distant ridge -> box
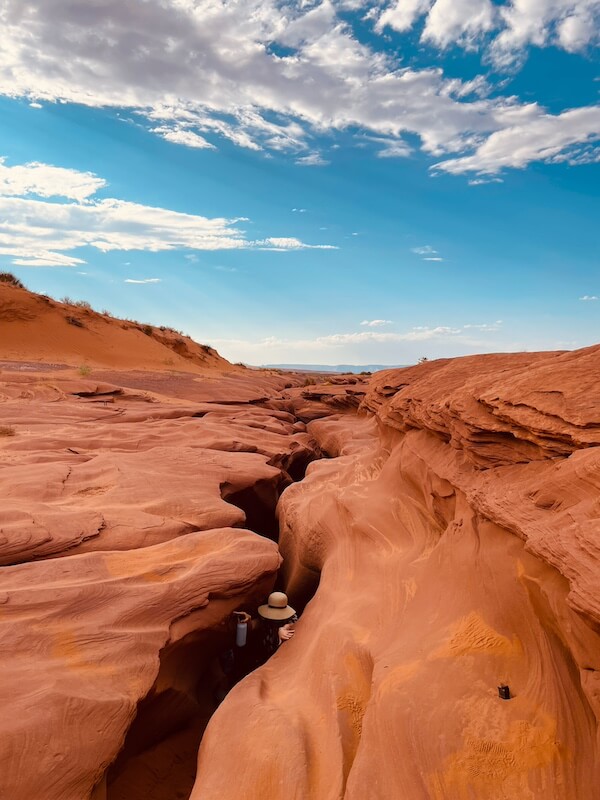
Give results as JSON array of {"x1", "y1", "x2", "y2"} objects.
[
  {"x1": 0, "y1": 277, "x2": 231, "y2": 372},
  {"x1": 261, "y1": 363, "x2": 409, "y2": 373}
]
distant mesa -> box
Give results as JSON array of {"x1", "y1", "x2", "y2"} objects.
[{"x1": 261, "y1": 363, "x2": 409, "y2": 373}]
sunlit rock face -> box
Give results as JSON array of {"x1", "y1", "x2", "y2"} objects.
[
  {"x1": 192, "y1": 347, "x2": 600, "y2": 800},
  {"x1": 0, "y1": 352, "x2": 325, "y2": 800}
]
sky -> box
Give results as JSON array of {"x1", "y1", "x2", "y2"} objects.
[{"x1": 0, "y1": 0, "x2": 598, "y2": 366}]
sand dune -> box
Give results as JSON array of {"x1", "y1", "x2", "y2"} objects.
[{"x1": 0, "y1": 280, "x2": 229, "y2": 371}]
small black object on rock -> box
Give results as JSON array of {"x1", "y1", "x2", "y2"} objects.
[{"x1": 498, "y1": 684, "x2": 511, "y2": 700}]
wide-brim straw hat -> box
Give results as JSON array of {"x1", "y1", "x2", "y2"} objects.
[{"x1": 258, "y1": 591, "x2": 296, "y2": 621}]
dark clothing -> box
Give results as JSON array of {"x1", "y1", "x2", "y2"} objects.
[
  {"x1": 258, "y1": 614, "x2": 298, "y2": 660},
  {"x1": 218, "y1": 613, "x2": 298, "y2": 696}
]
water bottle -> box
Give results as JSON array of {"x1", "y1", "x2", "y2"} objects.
[{"x1": 236, "y1": 619, "x2": 248, "y2": 647}]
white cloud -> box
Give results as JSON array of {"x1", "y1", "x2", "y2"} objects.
[
  {"x1": 151, "y1": 126, "x2": 215, "y2": 149},
  {"x1": 422, "y1": 0, "x2": 495, "y2": 48},
  {"x1": 412, "y1": 245, "x2": 438, "y2": 255},
  {"x1": 207, "y1": 320, "x2": 505, "y2": 362},
  {"x1": 377, "y1": 0, "x2": 600, "y2": 61},
  {"x1": 412, "y1": 245, "x2": 444, "y2": 261},
  {"x1": 580, "y1": 295, "x2": 599, "y2": 300},
  {"x1": 0, "y1": 157, "x2": 106, "y2": 201},
  {"x1": 435, "y1": 105, "x2": 600, "y2": 175},
  {"x1": 375, "y1": 139, "x2": 413, "y2": 158},
  {"x1": 0, "y1": 157, "x2": 336, "y2": 266},
  {"x1": 493, "y1": 0, "x2": 600, "y2": 62},
  {"x1": 462, "y1": 320, "x2": 503, "y2": 330},
  {"x1": 0, "y1": 1, "x2": 596, "y2": 176},
  {"x1": 468, "y1": 176, "x2": 504, "y2": 185},
  {"x1": 257, "y1": 236, "x2": 337, "y2": 250},
  {"x1": 360, "y1": 319, "x2": 394, "y2": 326},
  {"x1": 376, "y1": 0, "x2": 433, "y2": 33},
  {"x1": 124, "y1": 278, "x2": 162, "y2": 284},
  {"x1": 295, "y1": 153, "x2": 330, "y2": 166}
]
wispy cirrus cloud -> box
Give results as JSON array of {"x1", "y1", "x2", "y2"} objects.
[
  {"x1": 151, "y1": 126, "x2": 215, "y2": 150},
  {"x1": 579, "y1": 294, "x2": 599, "y2": 300},
  {"x1": 360, "y1": 319, "x2": 394, "y2": 327},
  {"x1": 0, "y1": 157, "x2": 335, "y2": 267},
  {"x1": 412, "y1": 245, "x2": 444, "y2": 261},
  {"x1": 212, "y1": 320, "x2": 503, "y2": 350},
  {"x1": 124, "y1": 278, "x2": 162, "y2": 284}
]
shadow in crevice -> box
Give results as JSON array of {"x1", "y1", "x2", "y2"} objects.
[
  {"x1": 223, "y1": 478, "x2": 281, "y2": 540},
  {"x1": 105, "y1": 626, "x2": 228, "y2": 800}
]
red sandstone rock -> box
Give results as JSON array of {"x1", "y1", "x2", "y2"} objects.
[
  {"x1": 0, "y1": 527, "x2": 280, "y2": 800},
  {"x1": 4, "y1": 285, "x2": 600, "y2": 800},
  {"x1": 192, "y1": 348, "x2": 600, "y2": 800}
]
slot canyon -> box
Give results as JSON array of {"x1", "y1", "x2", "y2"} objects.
[{"x1": 1, "y1": 282, "x2": 599, "y2": 800}]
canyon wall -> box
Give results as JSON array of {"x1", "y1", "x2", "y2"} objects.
[
  {"x1": 192, "y1": 347, "x2": 600, "y2": 800},
  {"x1": 0, "y1": 364, "x2": 325, "y2": 800}
]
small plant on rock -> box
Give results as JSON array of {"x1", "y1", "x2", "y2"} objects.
[
  {"x1": 0, "y1": 272, "x2": 26, "y2": 289},
  {"x1": 78, "y1": 364, "x2": 91, "y2": 377}
]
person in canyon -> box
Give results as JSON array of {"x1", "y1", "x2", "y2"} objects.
[
  {"x1": 236, "y1": 591, "x2": 298, "y2": 661},
  {"x1": 216, "y1": 592, "x2": 297, "y2": 697}
]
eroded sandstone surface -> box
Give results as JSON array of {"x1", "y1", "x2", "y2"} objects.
[
  {"x1": 0, "y1": 359, "x2": 348, "y2": 800},
  {"x1": 2, "y1": 283, "x2": 599, "y2": 800},
  {"x1": 192, "y1": 347, "x2": 600, "y2": 800}
]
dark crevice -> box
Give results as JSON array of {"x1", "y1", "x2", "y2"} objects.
[
  {"x1": 221, "y1": 477, "x2": 283, "y2": 540},
  {"x1": 100, "y1": 436, "x2": 325, "y2": 800},
  {"x1": 105, "y1": 617, "x2": 234, "y2": 800}
]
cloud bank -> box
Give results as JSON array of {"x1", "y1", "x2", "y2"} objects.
[
  {"x1": 0, "y1": 0, "x2": 598, "y2": 176},
  {"x1": 0, "y1": 157, "x2": 334, "y2": 267}
]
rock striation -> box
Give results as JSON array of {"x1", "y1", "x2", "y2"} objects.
[
  {"x1": 3, "y1": 285, "x2": 600, "y2": 800},
  {"x1": 192, "y1": 347, "x2": 600, "y2": 800},
  {"x1": 0, "y1": 358, "x2": 325, "y2": 800}
]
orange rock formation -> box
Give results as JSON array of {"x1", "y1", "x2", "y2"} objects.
[
  {"x1": 192, "y1": 348, "x2": 600, "y2": 800},
  {"x1": 2, "y1": 281, "x2": 599, "y2": 800}
]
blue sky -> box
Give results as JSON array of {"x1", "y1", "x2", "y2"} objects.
[{"x1": 0, "y1": 0, "x2": 598, "y2": 365}]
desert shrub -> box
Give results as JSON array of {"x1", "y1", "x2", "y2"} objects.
[
  {"x1": 234, "y1": 361, "x2": 247, "y2": 368},
  {"x1": 78, "y1": 364, "x2": 91, "y2": 377},
  {"x1": 65, "y1": 315, "x2": 85, "y2": 328},
  {"x1": 142, "y1": 325, "x2": 153, "y2": 336},
  {"x1": 61, "y1": 296, "x2": 74, "y2": 305},
  {"x1": 303, "y1": 377, "x2": 317, "y2": 386},
  {"x1": 74, "y1": 300, "x2": 92, "y2": 310},
  {"x1": 0, "y1": 272, "x2": 26, "y2": 289},
  {"x1": 0, "y1": 425, "x2": 16, "y2": 436},
  {"x1": 101, "y1": 309, "x2": 111, "y2": 316}
]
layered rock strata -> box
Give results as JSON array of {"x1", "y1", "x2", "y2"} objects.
[
  {"x1": 192, "y1": 347, "x2": 600, "y2": 800},
  {"x1": 0, "y1": 364, "x2": 325, "y2": 800}
]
